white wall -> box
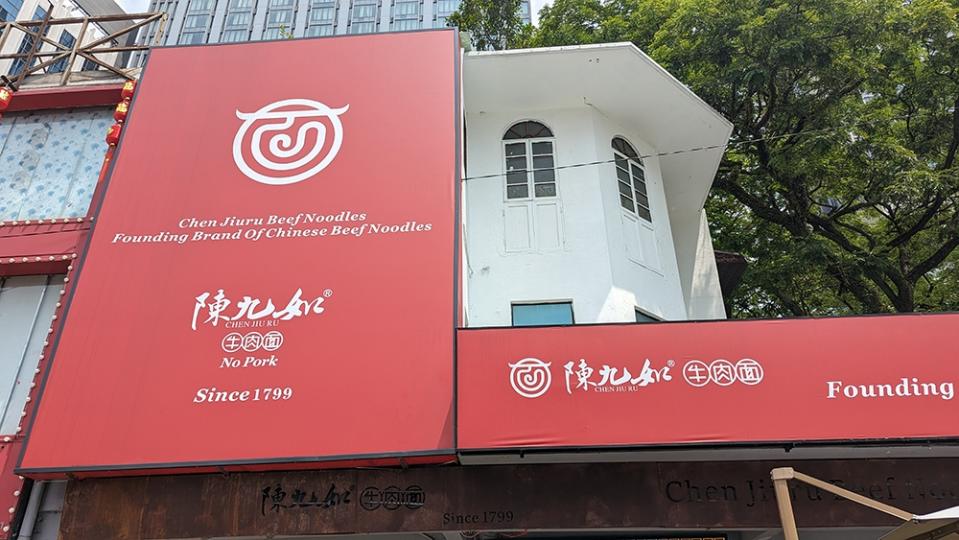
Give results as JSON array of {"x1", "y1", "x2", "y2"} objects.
[
  {"x1": 681, "y1": 210, "x2": 727, "y2": 319},
  {"x1": 464, "y1": 105, "x2": 692, "y2": 327},
  {"x1": 465, "y1": 107, "x2": 612, "y2": 327},
  {"x1": 588, "y1": 109, "x2": 688, "y2": 321}
]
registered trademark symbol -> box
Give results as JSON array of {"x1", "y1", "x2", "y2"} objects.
[
  {"x1": 324, "y1": 289, "x2": 334, "y2": 298},
  {"x1": 667, "y1": 360, "x2": 676, "y2": 368}
]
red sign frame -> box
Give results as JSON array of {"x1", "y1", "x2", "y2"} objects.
[
  {"x1": 19, "y1": 30, "x2": 461, "y2": 478},
  {"x1": 458, "y1": 314, "x2": 959, "y2": 451}
]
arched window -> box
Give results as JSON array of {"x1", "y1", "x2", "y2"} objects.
[
  {"x1": 612, "y1": 137, "x2": 650, "y2": 221},
  {"x1": 503, "y1": 121, "x2": 556, "y2": 200}
]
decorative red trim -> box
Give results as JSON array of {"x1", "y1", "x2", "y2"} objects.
[
  {"x1": 5, "y1": 84, "x2": 124, "y2": 112},
  {"x1": 0, "y1": 220, "x2": 88, "y2": 238},
  {"x1": 23, "y1": 453, "x2": 458, "y2": 480},
  {"x1": 0, "y1": 228, "x2": 87, "y2": 277},
  {"x1": 87, "y1": 146, "x2": 116, "y2": 212},
  {"x1": 0, "y1": 440, "x2": 24, "y2": 538},
  {"x1": 0, "y1": 259, "x2": 74, "y2": 278}
]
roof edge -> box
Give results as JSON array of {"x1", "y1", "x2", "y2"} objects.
[{"x1": 466, "y1": 42, "x2": 733, "y2": 130}]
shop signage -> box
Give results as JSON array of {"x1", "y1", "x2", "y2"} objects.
[
  {"x1": 19, "y1": 30, "x2": 460, "y2": 477},
  {"x1": 55, "y1": 460, "x2": 959, "y2": 540},
  {"x1": 458, "y1": 314, "x2": 959, "y2": 450}
]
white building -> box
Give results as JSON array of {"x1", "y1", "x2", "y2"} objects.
[{"x1": 463, "y1": 43, "x2": 733, "y2": 327}]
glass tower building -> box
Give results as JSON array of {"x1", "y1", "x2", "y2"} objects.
[{"x1": 138, "y1": 0, "x2": 532, "y2": 48}]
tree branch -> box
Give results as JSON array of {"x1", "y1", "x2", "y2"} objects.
[
  {"x1": 822, "y1": 257, "x2": 886, "y2": 313},
  {"x1": 907, "y1": 234, "x2": 959, "y2": 283},
  {"x1": 834, "y1": 220, "x2": 877, "y2": 250},
  {"x1": 807, "y1": 214, "x2": 911, "y2": 310},
  {"x1": 886, "y1": 193, "x2": 944, "y2": 249},
  {"x1": 943, "y1": 95, "x2": 959, "y2": 170},
  {"x1": 772, "y1": 288, "x2": 808, "y2": 316},
  {"x1": 713, "y1": 175, "x2": 806, "y2": 235}
]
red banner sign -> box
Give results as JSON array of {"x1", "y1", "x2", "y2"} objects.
[
  {"x1": 20, "y1": 31, "x2": 460, "y2": 477},
  {"x1": 457, "y1": 315, "x2": 959, "y2": 450}
]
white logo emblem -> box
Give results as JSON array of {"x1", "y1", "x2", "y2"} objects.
[
  {"x1": 221, "y1": 332, "x2": 243, "y2": 353},
  {"x1": 682, "y1": 360, "x2": 711, "y2": 387},
  {"x1": 233, "y1": 98, "x2": 349, "y2": 186},
  {"x1": 682, "y1": 358, "x2": 764, "y2": 387},
  {"x1": 241, "y1": 332, "x2": 264, "y2": 352},
  {"x1": 509, "y1": 358, "x2": 552, "y2": 399},
  {"x1": 221, "y1": 330, "x2": 285, "y2": 353},
  {"x1": 709, "y1": 359, "x2": 737, "y2": 386},
  {"x1": 735, "y1": 358, "x2": 764, "y2": 385},
  {"x1": 262, "y1": 331, "x2": 284, "y2": 352}
]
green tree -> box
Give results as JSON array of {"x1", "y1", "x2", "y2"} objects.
[
  {"x1": 530, "y1": 0, "x2": 676, "y2": 47},
  {"x1": 448, "y1": 0, "x2": 528, "y2": 50},
  {"x1": 530, "y1": 0, "x2": 959, "y2": 316}
]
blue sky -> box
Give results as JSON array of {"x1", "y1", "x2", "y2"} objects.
[
  {"x1": 531, "y1": 0, "x2": 552, "y2": 22},
  {"x1": 116, "y1": 0, "x2": 147, "y2": 12}
]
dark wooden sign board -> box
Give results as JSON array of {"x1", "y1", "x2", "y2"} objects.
[{"x1": 58, "y1": 460, "x2": 959, "y2": 539}]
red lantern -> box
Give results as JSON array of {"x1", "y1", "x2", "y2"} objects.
[
  {"x1": 0, "y1": 87, "x2": 12, "y2": 113},
  {"x1": 113, "y1": 100, "x2": 129, "y2": 123},
  {"x1": 121, "y1": 80, "x2": 136, "y2": 100},
  {"x1": 106, "y1": 123, "x2": 122, "y2": 146}
]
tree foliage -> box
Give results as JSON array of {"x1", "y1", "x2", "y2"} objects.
[
  {"x1": 448, "y1": 0, "x2": 528, "y2": 50},
  {"x1": 462, "y1": 0, "x2": 959, "y2": 317}
]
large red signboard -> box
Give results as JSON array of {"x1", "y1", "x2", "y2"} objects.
[
  {"x1": 19, "y1": 31, "x2": 459, "y2": 477},
  {"x1": 458, "y1": 315, "x2": 959, "y2": 450}
]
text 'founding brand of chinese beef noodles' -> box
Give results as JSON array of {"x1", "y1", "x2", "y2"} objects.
[{"x1": 110, "y1": 211, "x2": 434, "y2": 245}]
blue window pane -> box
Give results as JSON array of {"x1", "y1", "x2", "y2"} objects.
[
  {"x1": 221, "y1": 29, "x2": 249, "y2": 41},
  {"x1": 392, "y1": 18, "x2": 419, "y2": 30},
  {"x1": 434, "y1": 0, "x2": 459, "y2": 16},
  {"x1": 305, "y1": 24, "x2": 333, "y2": 36},
  {"x1": 0, "y1": 0, "x2": 25, "y2": 21},
  {"x1": 179, "y1": 30, "x2": 206, "y2": 44},
  {"x1": 350, "y1": 21, "x2": 374, "y2": 33},
  {"x1": 49, "y1": 31, "x2": 76, "y2": 73},
  {"x1": 8, "y1": 7, "x2": 48, "y2": 76},
  {"x1": 512, "y1": 303, "x2": 573, "y2": 327},
  {"x1": 310, "y1": 5, "x2": 334, "y2": 21},
  {"x1": 635, "y1": 310, "x2": 658, "y2": 323}
]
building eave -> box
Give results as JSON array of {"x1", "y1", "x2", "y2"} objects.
[{"x1": 463, "y1": 43, "x2": 733, "y2": 220}]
